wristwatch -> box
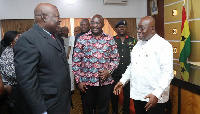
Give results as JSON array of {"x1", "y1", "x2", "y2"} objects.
[{"x1": 108, "y1": 70, "x2": 113, "y2": 74}]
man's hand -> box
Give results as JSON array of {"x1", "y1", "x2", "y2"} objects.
[
  {"x1": 113, "y1": 82, "x2": 123, "y2": 95},
  {"x1": 98, "y1": 70, "x2": 110, "y2": 81},
  {"x1": 144, "y1": 93, "x2": 158, "y2": 111},
  {"x1": 78, "y1": 82, "x2": 88, "y2": 93}
]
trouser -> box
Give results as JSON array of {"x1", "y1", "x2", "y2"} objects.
[
  {"x1": 68, "y1": 63, "x2": 74, "y2": 91},
  {"x1": 80, "y1": 85, "x2": 113, "y2": 114},
  {"x1": 111, "y1": 77, "x2": 130, "y2": 114},
  {"x1": 0, "y1": 84, "x2": 31, "y2": 114},
  {"x1": 133, "y1": 100, "x2": 166, "y2": 114}
]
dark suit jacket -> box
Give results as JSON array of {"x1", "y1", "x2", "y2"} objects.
[{"x1": 14, "y1": 24, "x2": 71, "y2": 114}]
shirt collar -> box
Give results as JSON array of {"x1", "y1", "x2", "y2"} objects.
[
  {"x1": 35, "y1": 23, "x2": 53, "y2": 36},
  {"x1": 86, "y1": 30, "x2": 107, "y2": 37}
]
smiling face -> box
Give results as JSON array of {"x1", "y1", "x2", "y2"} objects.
[
  {"x1": 34, "y1": 3, "x2": 61, "y2": 34},
  {"x1": 44, "y1": 7, "x2": 61, "y2": 34},
  {"x1": 90, "y1": 14, "x2": 104, "y2": 37},
  {"x1": 137, "y1": 16, "x2": 156, "y2": 41}
]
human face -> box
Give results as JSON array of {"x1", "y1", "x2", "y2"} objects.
[
  {"x1": 45, "y1": 8, "x2": 61, "y2": 34},
  {"x1": 80, "y1": 20, "x2": 90, "y2": 33},
  {"x1": 62, "y1": 27, "x2": 69, "y2": 36},
  {"x1": 117, "y1": 25, "x2": 127, "y2": 36},
  {"x1": 74, "y1": 27, "x2": 81, "y2": 36},
  {"x1": 12, "y1": 34, "x2": 20, "y2": 46},
  {"x1": 55, "y1": 26, "x2": 62, "y2": 37},
  {"x1": 137, "y1": 20, "x2": 153, "y2": 41},
  {"x1": 90, "y1": 16, "x2": 104, "y2": 36}
]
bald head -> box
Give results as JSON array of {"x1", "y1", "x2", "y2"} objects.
[
  {"x1": 34, "y1": 3, "x2": 60, "y2": 34},
  {"x1": 74, "y1": 26, "x2": 81, "y2": 36},
  {"x1": 90, "y1": 14, "x2": 104, "y2": 37},
  {"x1": 91, "y1": 14, "x2": 104, "y2": 26},
  {"x1": 140, "y1": 16, "x2": 155, "y2": 28},
  {"x1": 137, "y1": 16, "x2": 156, "y2": 41}
]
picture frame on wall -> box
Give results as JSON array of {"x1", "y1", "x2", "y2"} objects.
[{"x1": 150, "y1": 0, "x2": 158, "y2": 16}]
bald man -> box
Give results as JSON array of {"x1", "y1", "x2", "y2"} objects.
[
  {"x1": 113, "y1": 16, "x2": 174, "y2": 114},
  {"x1": 14, "y1": 3, "x2": 71, "y2": 114},
  {"x1": 72, "y1": 14, "x2": 119, "y2": 114}
]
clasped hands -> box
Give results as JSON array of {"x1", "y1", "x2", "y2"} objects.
[
  {"x1": 78, "y1": 70, "x2": 110, "y2": 93},
  {"x1": 113, "y1": 82, "x2": 158, "y2": 111}
]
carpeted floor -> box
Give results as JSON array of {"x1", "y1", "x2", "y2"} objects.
[{"x1": 70, "y1": 88, "x2": 123, "y2": 114}]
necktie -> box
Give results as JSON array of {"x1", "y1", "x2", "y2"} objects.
[{"x1": 51, "y1": 35, "x2": 56, "y2": 40}]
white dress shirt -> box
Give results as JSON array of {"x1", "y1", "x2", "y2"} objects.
[
  {"x1": 120, "y1": 34, "x2": 174, "y2": 103},
  {"x1": 68, "y1": 36, "x2": 75, "y2": 64},
  {"x1": 62, "y1": 36, "x2": 69, "y2": 55}
]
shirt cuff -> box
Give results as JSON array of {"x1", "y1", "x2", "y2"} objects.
[
  {"x1": 75, "y1": 76, "x2": 82, "y2": 83},
  {"x1": 152, "y1": 87, "x2": 163, "y2": 99},
  {"x1": 43, "y1": 111, "x2": 47, "y2": 114},
  {"x1": 119, "y1": 77, "x2": 126, "y2": 86}
]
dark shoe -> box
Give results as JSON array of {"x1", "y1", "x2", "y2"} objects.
[{"x1": 71, "y1": 90, "x2": 74, "y2": 95}]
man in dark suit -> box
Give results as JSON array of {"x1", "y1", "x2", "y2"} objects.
[{"x1": 14, "y1": 3, "x2": 71, "y2": 114}]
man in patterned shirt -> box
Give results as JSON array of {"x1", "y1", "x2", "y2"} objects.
[{"x1": 72, "y1": 14, "x2": 119, "y2": 114}]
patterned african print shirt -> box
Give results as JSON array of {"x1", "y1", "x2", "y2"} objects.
[
  {"x1": 72, "y1": 31, "x2": 119, "y2": 86},
  {"x1": 0, "y1": 46, "x2": 17, "y2": 85}
]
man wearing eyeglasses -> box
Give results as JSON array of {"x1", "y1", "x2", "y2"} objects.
[
  {"x1": 72, "y1": 14, "x2": 119, "y2": 114},
  {"x1": 113, "y1": 16, "x2": 174, "y2": 114},
  {"x1": 14, "y1": 3, "x2": 71, "y2": 114}
]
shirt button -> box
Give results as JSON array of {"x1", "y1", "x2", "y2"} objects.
[
  {"x1": 122, "y1": 63, "x2": 124, "y2": 64},
  {"x1": 122, "y1": 56, "x2": 123, "y2": 57},
  {"x1": 122, "y1": 50, "x2": 123, "y2": 51}
]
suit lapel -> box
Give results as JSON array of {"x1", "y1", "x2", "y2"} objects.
[
  {"x1": 33, "y1": 24, "x2": 62, "y2": 52},
  {"x1": 47, "y1": 36, "x2": 62, "y2": 52}
]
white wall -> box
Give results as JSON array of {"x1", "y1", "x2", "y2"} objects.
[
  {"x1": 0, "y1": 0, "x2": 147, "y2": 19},
  {"x1": 0, "y1": 21, "x2": 1, "y2": 40}
]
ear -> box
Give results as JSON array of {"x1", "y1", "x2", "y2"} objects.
[
  {"x1": 151, "y1": 26, "x2": 155, "y2": 32},
  {"x1": 41, "y1": 14, "x2": 47, "y2": 22}
]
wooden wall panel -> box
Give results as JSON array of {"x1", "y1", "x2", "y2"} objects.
[
  {"x1": 164, "y1": 0, "x2": 182, "y2": 5},
  {"x1": 164, "y1": 2, "x2": 183, "y2": 23},
  {"x1": 189, "y1": 20, "x2": 200, "y2": 41},
  {"x1": 181, "y1": 89, "x2": 200, "y2": 114},
  {"x1": 165, "y1": 23, "x2": 182, "y2": 40},
  {"x1": 188, "y1": 0, "x2": 200, "y2": 19},
  {"x1": 170, "y1": 84, "x2": 178, "y2": 114},
  {"x1": 173, "y1": 62, "x2": 181, "y2": 80},
  {"x1": 169, "y1": 41, "x2": 180, "y2": 59},
  {"x1": 189, "y1": 42, "x2": 200, "y2": 62}
]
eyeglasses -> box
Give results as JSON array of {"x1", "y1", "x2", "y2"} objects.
[
  {"x1": 90, "y1": 21, "x2": 101, "y2": 26},
  {"x1": 136, "y1": 26, "x2": 150, "y2": 31}
]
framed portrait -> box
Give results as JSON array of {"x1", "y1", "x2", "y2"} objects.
[{"x1": 150, "y1": 0, "x2": 158, "y2": 16}]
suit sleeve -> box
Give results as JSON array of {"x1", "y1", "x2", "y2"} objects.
[{"x1": 14, "y1": 35, "x2": 46, "y2": 113}]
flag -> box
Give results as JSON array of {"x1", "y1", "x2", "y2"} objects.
[{"x1": 179, "y1": 4, "x2": 191, "y2": 81}]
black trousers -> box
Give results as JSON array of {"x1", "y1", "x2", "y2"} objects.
[
  {"x1": 80, "y1": 85, "x2": 112, "y2": 114},
  {"x1": 111, "y1": 77, "x2": 130, "y2": 114},
  {"x1": 133, "y1": 100, "x2": 166, "y2": 114}
]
